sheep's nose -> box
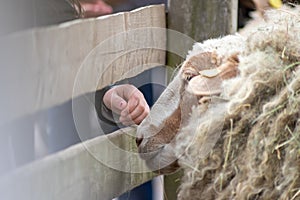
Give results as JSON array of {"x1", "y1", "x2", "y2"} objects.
[{"x1": 136, "y1": 136, "x2": 143, "y2": 147}]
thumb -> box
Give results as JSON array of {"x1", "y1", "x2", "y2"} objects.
[{"x1": 110, "y1": 92, "x2": 127, "y2": 114}]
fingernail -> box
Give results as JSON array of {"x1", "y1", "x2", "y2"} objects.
[{"x1": 119, "y1": 100, "x2": 126, "y2": 109}]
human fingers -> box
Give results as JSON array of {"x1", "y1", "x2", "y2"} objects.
[
  {"x1": 119, "y1": 89, "x2": 147, "y2": 117},
  {"x1": 108, "y1": 84, "x2": 149, "y2": 125},
  {"x1": 119, "y1": 108, "x2": 149, "y2": 125},
  {"x1": 131, "y1": 107, "x2": 150, "y2": 125},
  {"x1": 127, "y1": 99, "x2": 150, "y2": 121},
  {"x1": 127, "y1": 88, "x2": 148, "y2": 113},
  {"x1": 119, "y1": 109, "x2": 148, "y2": 125},
  {"x1": 119, "y1": 101, "x2": 149, "y2": 125},
  {"x1": 103, "y1": 88, "x2": 127, "y2": 114},
  {"x1": 114, "y1": 84, "x2": 142, "y2": 116}
]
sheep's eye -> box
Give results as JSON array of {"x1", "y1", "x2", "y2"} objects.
[
  {"x1": 186, "y1": 75, "x2": 193, "y2": 81},
  {"x1": 184, "y1": 73, "x2": 197, "y2": 81},
  {"x1": 183, "y1": 69, "x2": 198, "y2": 81}
]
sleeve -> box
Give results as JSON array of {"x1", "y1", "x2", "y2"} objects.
[{"x1": 94, "y1": 85, "x2": 120, "y2": 126}]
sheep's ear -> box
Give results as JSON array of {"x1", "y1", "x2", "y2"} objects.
[
  {"x1": 187, "y1": 54, "x2": 239, "y2": 96},
  {"x1": 187, "y1": 75, "x2": 222, "y2": 96}
]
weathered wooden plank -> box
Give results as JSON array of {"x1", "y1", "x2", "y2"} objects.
[
  {"x1": 165, "y1": 1, "x2": 238, "y2": 199},
  {"x1": 0, "y1": 127, "x2": 155, "y2": 200},
  {"x1": 167, "y1": 0, "x2": 238, "y2": 66},
  {"x1": 168, "y1": 0, "x2": 237, "y2": 41},
  {"x1": 0, "y1": 5, "x2": 166, "y2": 126}
]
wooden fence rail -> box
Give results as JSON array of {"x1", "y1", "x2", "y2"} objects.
[
  {"x1": 0, "y1": 127, "x2": 156, "y2": 200},
  {"x1": 0, "y1": 5, "x2": 166, "y2": 126},
  {"x1": 0, "y1": 5, "x2": 165, "y2": 200}
]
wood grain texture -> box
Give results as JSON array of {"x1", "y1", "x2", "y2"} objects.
[
  {"x1": 166, "y1": 0, "x2": 238, "y2": 67},
  {"x1": 0, "y1": 5, "x2": 166, "y2": 126},
  {"x1": 0, "y1": 127, "x2": 156, "y2": 200},
  {"x1": 168, "y1": 0, "x2": 238, "y2": 41}
]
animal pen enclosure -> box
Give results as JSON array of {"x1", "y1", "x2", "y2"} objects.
[{"x1": 0, "y1": 1, "x2": 238, "y2": 199}]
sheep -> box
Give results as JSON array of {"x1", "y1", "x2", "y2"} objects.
[{"x1": 136, "y1": 5, "x2": 300, "y2": 199}]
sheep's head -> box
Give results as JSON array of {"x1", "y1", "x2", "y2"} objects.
[{"x1": 136, "y1": 52, "x2": 239, "y2": 174}]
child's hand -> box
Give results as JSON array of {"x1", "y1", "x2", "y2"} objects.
[{"x1": 103, "y1": 84, "x2": 150, "y2": 125}]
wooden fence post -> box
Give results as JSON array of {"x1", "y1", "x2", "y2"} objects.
[
  {"x1": 168, "y1": 0, "x2": 238, "y2": 41},
  {"x1": 167, "y1": 0, "x2": 238, "y2": 67},
  {"x1": 165, "y1": 0, "x2": 238, "y2": 199}
]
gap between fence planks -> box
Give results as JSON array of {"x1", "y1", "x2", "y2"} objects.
[
  {"x1": 0, "y1": 127, "x2": 156, "y2": 200},
  {"x1": 0, "y1": 5, "x2": 166, "y2": 126}
]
